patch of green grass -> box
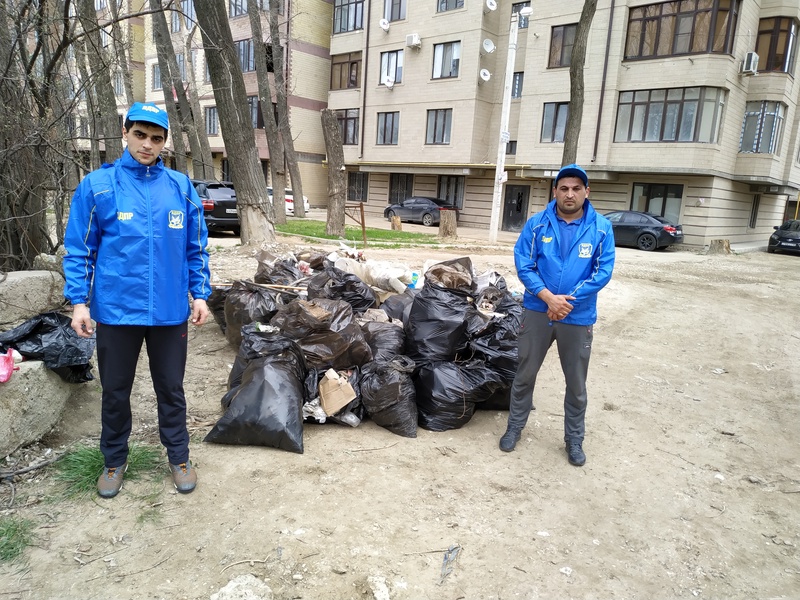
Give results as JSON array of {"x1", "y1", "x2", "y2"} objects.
[
  {"x1": 136, "y1": 507, "x2": 164, "y2": 526},
  {"x1": 276, "y1": 219, "x2": 440, "y2": 245},
  {"x1": 53, "y1": 444, "x2": 162, "y2": 499},
  {"x1": 0, "y1": 516, "x2": 34, "y2": 562}
]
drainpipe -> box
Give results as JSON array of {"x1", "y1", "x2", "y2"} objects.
[
  {"x1": 358, "y1": 1, "x2": 371, "y2": 159},
  {"x1": 592, "y1": 0, "x2": 615, "y2": 163}
]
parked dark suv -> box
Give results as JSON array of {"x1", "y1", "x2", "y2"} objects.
[{"x1": 192, "y1": 180, "x2": 238, "y2": 234}]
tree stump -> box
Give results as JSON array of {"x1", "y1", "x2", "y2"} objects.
[
  {"x1": 708, "y1": 239, "x2": 731, "y2": 254},
  {"x1": 391, "y1": 215, "x2": 402, "y2": 231},
  {"x1": 439, "y1": 209, "x2": 457, "y2": 239}
]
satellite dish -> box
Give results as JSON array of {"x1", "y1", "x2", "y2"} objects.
[
  {"x1": 484, "y1": 0, "x2": 497, "y2": 12},
  {"x1": 479, "y1": 69, "x2": 491, "y2": 82},
  {"x1": 482, "y1": 39, "x2": 496, "y2": 54},
  {"x1": 379, "y1": 18, "x2": 390, "y2": 32},
  {"x1": 383, "y1": 76, "x2": 395, "y2": 89}
]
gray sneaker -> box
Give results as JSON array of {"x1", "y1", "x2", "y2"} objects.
[
  {"x1": 499, "y1": 427, "x2": 522, "y2": 452},
  {"x1": 169, "y1": 461, "x2": 197, "y2": 494},
  {"x1": 97, "y1": 463, "x2": 128, "y2": 498}
]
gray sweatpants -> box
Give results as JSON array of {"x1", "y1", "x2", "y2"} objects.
[{"x1": 507, "y1": 309, "x2": 593, "y2": 442}]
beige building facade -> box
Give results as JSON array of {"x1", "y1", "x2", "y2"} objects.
[{"x1": 329, "y1": 0, "x2": 800, "y2": 248}]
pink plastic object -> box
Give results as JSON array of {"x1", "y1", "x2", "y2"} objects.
[{"x1": 0, "y1": 348, "x2": 20, "y2": 383}]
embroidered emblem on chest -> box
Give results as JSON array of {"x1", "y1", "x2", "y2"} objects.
[
  {"x1": 168, "y1": 210, "x2": 184, "y2": 229},
  {"x1": 578, "y1": 243, "x2": 593, "y2": 258}
]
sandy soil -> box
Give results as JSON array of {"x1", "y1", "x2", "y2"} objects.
[{"x1": 1, "y1": 233, "x2": 799, "y2": 600}]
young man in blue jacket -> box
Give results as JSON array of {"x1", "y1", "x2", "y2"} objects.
[
  {"x1": 63, "y1": 102, "x2": 212, "y2": 497},
  {"x1": 499, "y1": 164, "x2": 615, "y2": 466}
]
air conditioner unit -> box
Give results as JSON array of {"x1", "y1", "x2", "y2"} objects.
[
  {"x1": 740, "y1": 51, "x2": 759, "y2": 75},
  {"x1": 406, "y1": 33, "x2": 421, "y2": 49}
]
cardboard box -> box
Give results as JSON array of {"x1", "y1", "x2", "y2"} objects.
[{"x1": 319, "y1": 368, "x2": 356, "y2": 416}]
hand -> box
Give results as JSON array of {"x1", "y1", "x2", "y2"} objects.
[
  {"x1": 71, "y1": 304, "x2": 94, "y2": 338},
  {"x1": 191, "y1": 299, "x2": 210, "y2": 326},
  {"x1": 545, "y1": 294, "x2": 575, "y2": 321}
]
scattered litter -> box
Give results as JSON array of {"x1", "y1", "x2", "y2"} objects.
[
  {"x1": 559, "y1": 566, "x2": 573, "y2": 576},
  {"x1": 711, "y1": 367, "x2": 727, "y2": 375},
  {"x1": 439, "y1": 544, "x2": 462, "y2": 584},
  {"x1": 537, "y1": 531, "x2": 550, "y2": 537},
  {"x1": 715, "y1": 473, "x2": 725, "y2": 481}
]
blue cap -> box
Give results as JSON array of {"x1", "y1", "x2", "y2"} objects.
[
  {"x1": 125, "y1": 102, "x2": 169, "y2": 131},
  {"x1": 556, "y1": 163, "x2": 588, "y2": 187}
]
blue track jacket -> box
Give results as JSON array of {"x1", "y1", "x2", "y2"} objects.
[
  {"x1": 63, "y1": 150, "x2": 211, "y2": 326},
  {"x1": 514, "y1": 199, "x2": 615, "y2": 326}
]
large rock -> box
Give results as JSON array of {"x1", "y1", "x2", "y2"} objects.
[
  {"x1": 0, "y1": 270, "x2": 67, "y2": 330},
  {"x1": 0, "y1": 360, "x2": 76, "y2": 457}
]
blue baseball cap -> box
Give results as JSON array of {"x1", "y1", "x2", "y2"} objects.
[
  {"x1": 125, "y1": 102, "x2": 169, "y2": 131},
  {"x1": 556, "y1": 163, "x2": 588, "y2": 187}
]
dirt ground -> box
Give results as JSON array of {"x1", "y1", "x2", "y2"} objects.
[{"x1": 1, "y1": 232, "x2": 799, "y2": 600}]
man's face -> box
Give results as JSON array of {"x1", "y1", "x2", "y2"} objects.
[
  {"x1": 122, "y1": 122, "x2": 167, "y2": 166},
  {"x1": 554, "y1": 176, "x2": 589, "y2": 220}
]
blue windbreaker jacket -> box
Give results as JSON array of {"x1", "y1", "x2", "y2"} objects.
[
  {"x1": 514, "y1": 199, "x2": 615, "y2": 326},
  {"x1": 63, "y1": 150, "x2": 211, "y2": 326}
]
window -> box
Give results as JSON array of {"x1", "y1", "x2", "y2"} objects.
[
  {"x1": 248, "y1": 96, "x2": 264, "y2": 129},
  {"x1": 756, "y1": 17, "x2": 798, "y2": 74},
  {"x1": 614, "y1": 87, "x2": 725, "y2": 144},
  {"x1": 438, "y1": 175, "x2": 464, "y2": 208},
  {"x1": 541, "y1": 102, "x2": 569, "y2": 143},
  {"x1": 171, "y1": 9, "x2": 181, "y2": 32},
  {"x1": 183, "y1": 0, "x2": 196, "y2": 28},
  {"x1": 549, "y1": 24, "x2": 577, "y2": 67},
  {"x1": 438, "y1": 0, "x2": 463, "y2": 12},
  {"x1": 512, "y1": 72, "x2": 524, "y2": 98},
  {"x1": 205, "y1": 106, "x2": 218, "y2": 135},
  {"x1": 175, "y1": 52, "x2": 187, "y2": 81},
  {"x1": 114, "y1": 71, "x2": 124, "y2": 96},
  {"x1": 229, "y1": 0, "x2": 247, "y2": 17},
  {"x1": 152, "y1": 64, "x2": 162, "y2": 90},
  {"x1": 739, "y1": 101, "x2": 785, "y2": 154},
  {"x1": 335, "y1": 109, "x2": 359, "y2": 145},
  {"x1": 348, "y1": 172, "x2": 369, "y2": 202},
  {"x1": 384, "y1": 0, "x2": 405, "y2": 22},
  {"x1": 380, "y1": 50, "x2": 403, "y2": 85},
  {"x1": 625, "y1": 0, "x2": 739, "y2": 60},
  {"x1": 426, "y1": 108, "x2": 452, "y2": 144},
  {"x1": 433, "y1": 42, "x2": 461, "y2": 79},
  {"x1": 334, "y1": 0, "x2": 364, "y2": 34},
  {"x1": 94, "y1": 0, "x2": 107, "y2": 9},
  {"x1": 512, "y1": 2, "x2": 531, "y2": 29},
  {"x1": 631, "y1": 183, "x2": 683, "y2": 224},
  {"x1": 331, "y1": 52, "x2": 361, "y2": 90},
  {"x1": 749, "y1": 194, "x2": 760, "y2": 229},
  {"x1": 506, "y1": 140, "x2": 518, "y2": 155},
  {"x1": 235, "y1": 39, "x2": 255, "y2": 72},
  {"x1": 100, "y1": 27, "x2": 111, "y2": 48},
  {"x1": 377, "y1": 112, "x2": 399, "y2": 145},
  {"x1": 389, "y1": 173, "x2": 413, "y2": 204}
]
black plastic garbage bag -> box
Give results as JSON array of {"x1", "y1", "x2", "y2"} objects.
[
  {"x1": 224, "y1": 280, "x2": 283, "y2": 349},
  {"x1": 207, "y1": 286, "x2": 231, "y2": 334},
  {"x1": 361, "y1": 321, "x2": 405, "y2": 361},
  {"x1": 254, "y1": 254, "x2": 304, "y2": 286},
  {"x1": 380, "y1": 288, "x2": 418, "y2": 324},
  {"x1": 359, "y1": 356, "x2": 417, "y2": 438},
  {"x1": 414, "y1": 360, "x2": 506, "y2": 431},
  {"x1": 205, "y1": 331, "x2": 306, "y2": 453},
  {"x1": 405, "y1": 284, "x2": 480, "y2": 363},
  {"x1": 0, "y1": 311, "x2": 94, "y2": 383},
  {"x1": 304, "y1": 366, "x2": 365, "y2": 427},
  {"x1": 423, "y1": 256, "x2": 475, "y2": 294},
  {"x1": 306, "y1": 265, "x2": 378, "y2": 313},
  {"x1": 270, "y1": 298, "x2": 372, "y2": 370},
  {"x1": 468, "y1": 294, "x2": 523, "y2": 384}
]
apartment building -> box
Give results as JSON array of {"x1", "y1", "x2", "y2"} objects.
[
  {"x1": 329, "y1": 0, "x2": 800, "y2": 248},
  {"x1": 140, "y1": 0, "x2": 332, "y2": 207}
]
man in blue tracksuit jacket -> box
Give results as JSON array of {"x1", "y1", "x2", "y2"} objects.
[
  {"x1": 499, "y1": 164, "x2": 615, "y2": 466},
  {"x1": 63, "y1": 102, "x2": 212, "y2": 497}
]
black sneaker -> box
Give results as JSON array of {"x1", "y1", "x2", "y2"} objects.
[
  {"x1": 499, "y1": 427, "x2": 522, "y2": 452},
  {"x1": 566, "y1": 441, "x2": 586, "y2": 466}
]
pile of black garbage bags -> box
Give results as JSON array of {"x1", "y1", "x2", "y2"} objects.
[{"x1": 204, "y1": 253, "x2": 522, "y2": 453}]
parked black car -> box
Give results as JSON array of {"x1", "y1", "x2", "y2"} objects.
[
  {"x1": 383, "y1": 196, "x2": 456, "y2": 227},
  {"x1": 604, "y1": 210, "x2": 684, "y2": 251},
  {"x1": 192, "y1": 180, "x2": 239, "y2": 234},
  {"x1": 767, "y1": 219, "x2": 800, "y2": 254}
]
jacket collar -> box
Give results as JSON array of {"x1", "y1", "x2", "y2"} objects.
[{"x1": 119, "y1": 148, "x2": 164, "y2": 179}]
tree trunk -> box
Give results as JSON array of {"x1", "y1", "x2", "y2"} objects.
[
  {"x1": 439, "y1": 210, "x2": 457, "y2": 239},
  {"x1": 109, "y1": 0, "x2": 135, "y2": 106},
  {"x1": 562, "y1": 0, "x2": 597, "y2": 166},
  {"x1": 249, "y1": 3, "x2": 285, "y2": 225},
  {"x1": 269, "y1": 0, "x2": 304, "y2": 217},
  {"x1": 185, "y1": 27, "x2": 215, "y2": 180},
  {"x1": 320, "y1": 109, "x2": 346, "y2": 237},
  {"x1": 76, "y1": 0, "x2": 123, "y2": 163},
  {"x1": 193, "y1": 0, "x2": 275, "y2": 245},
  {"x1": 76, "y1": 40, "x2": 102, "y2": 171}
]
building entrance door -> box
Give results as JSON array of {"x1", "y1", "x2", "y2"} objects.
[{"x1": 502, "y1": 185, "x2": 529, "y2": 232}]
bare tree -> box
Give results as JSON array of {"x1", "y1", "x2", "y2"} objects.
[
  {"x1": 193, "y1": 0, "x2": 275, "y2": 245},
  {"x1": 562, "y1": 0, "x2": 597, "y2": 166},
  {"x1": 184, "y1": 26, "x2": 214, "y2": 180},
  {"x1": 320, "y1": 109, "x2": 346, "y2": 237},
  {"x1": 108, "y1": 0, "x2": 135, "y2": 105}
]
